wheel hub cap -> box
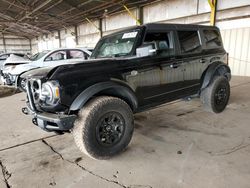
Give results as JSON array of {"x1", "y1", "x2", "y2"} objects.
[
  {"x1": 96, "y1": 112, "x2": 125, "y2": 147},
  {"x1": 215, "y1": 87, "x2": 227, "y2": 105}
]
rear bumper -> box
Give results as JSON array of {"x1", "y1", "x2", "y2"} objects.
[{"x1": 23, "y1": 105, "x2": 76, "y2": 132}]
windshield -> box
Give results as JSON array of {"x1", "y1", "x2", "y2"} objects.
[
  {"x1": 91, "y1": 29, "x2": 140, "y2": 59},
  {"x1": 30, "y1": 50, "x2": 50, "y2": 61}
]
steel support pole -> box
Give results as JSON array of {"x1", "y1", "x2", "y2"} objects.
[{"x1": 208, "y1": 0, "x2": 217, "y2": 26}]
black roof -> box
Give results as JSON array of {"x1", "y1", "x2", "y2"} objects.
[
  {"x1": 144, "y1": 23, "x2": 218, "y2": 31},
  {"x1": 104, "y1": 22, "x2": 218, "y2": 38}
]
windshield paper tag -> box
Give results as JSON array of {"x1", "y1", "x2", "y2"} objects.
[{"x1": 122, "y1": 32, "x2": 138, "y2": 39}]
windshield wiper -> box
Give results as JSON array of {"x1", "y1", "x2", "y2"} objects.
[
  {"x1": 95, "y1": 53, "x2": 128, "y2": 59},
  {"x1": 113, "y1": 53, "x2": 128, "y2": 57}
]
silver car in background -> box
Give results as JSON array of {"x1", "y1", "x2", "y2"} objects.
[{"x1": 1, "y1": 48, "x2": 92, "y2": 91}]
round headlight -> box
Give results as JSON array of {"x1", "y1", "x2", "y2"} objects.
[{"x1": 40, "y1": 81, "x2": 60, "y2": 105}]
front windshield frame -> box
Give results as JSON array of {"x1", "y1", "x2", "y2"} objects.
[
  {"x1": 91, "y1": 28, "x2": 143, "y2": 59},
  {"x1": 30, "y1": 50, "x2": 50, "y2": 61}
]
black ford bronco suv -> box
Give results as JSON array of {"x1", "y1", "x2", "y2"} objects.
[{"x1": 22, "y1": 23, "x2": 231, "y2": 159}]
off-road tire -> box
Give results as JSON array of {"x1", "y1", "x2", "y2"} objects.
[
  {"x1": 201, "y1": 76, "x2": 230, "y2": 113},
  {"x1": 73, "y1": 96, "x2": 134, "y2": 160}
]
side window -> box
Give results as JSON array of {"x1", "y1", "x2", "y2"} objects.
[
  {"x1": 144, "y1": 32, "x2": 175, "y2": 57},
  {"x1": 45, "y1": 50, "x2": 66, "y2": 61},
  {"x1": 69, "y1": 50, "x2": 87, "y2": 59},
  {"x1": 177, "y1": 30, "x2": 201, "y2": 54},
  {"x1": 203, "y1": 30, "x2": 222, "y2": 48}
]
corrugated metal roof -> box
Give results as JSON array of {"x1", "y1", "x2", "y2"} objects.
[{"x1": 0, "y1": 0, "x2": 160, "y2": 38}]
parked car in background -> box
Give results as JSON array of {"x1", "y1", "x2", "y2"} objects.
[
  {"x1": 0, "y1": 53, "x2": 28, "y2": 70},
  {"x1": 22, "y1": 23, "x2": 231, "y2": 159},
  {"x1": 2, "y1": 53, "x2": 31, "y2": 67},
  {"x1": 0, "y1": 48, "x2": 92, "y2": 91}
]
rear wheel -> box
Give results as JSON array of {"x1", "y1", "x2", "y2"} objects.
[
  {"x1": 201, "y1": 76, "x2": 230, "y2": 113},
  {"x1": 73, "y1": 96, "x2": 134, "y2": 160}
]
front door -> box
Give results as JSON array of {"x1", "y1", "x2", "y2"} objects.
[
  {"x1": 43, "y1": 50, "x2": 68, "y2": 67},
  {"x1": 124, "y1": 31, "x2": 185, "y2": 108}
]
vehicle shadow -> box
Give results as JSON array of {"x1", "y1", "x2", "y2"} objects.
[{"x1": 0, "y1": 85, "x2": 19, "y2": 98}]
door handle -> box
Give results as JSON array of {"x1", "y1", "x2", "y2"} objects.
[
  {"x1": 170, "y1": 62, "x2": 182, "y2": 68},
  {"x1": 199, "y1": 59, "x2": 206, "y2": 64}
]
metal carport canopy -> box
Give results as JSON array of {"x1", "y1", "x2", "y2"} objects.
[{"x1": 0, "y1": 0, "x2": 159, "y2": 38}]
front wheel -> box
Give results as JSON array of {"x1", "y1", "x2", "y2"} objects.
[
  {"x1": 73, "y1": 96, "x2": 134, "y2": 160},
  {"x1": 201, "y1": 76, "x2": 230, "y2": 113},
  {"x1": 17, "y1": 77, "x2": 27, "y2": 92}
]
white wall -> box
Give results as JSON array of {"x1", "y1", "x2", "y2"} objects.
[
  {"x1": 143, "y1": 0, "x2": 198, "y2": 23},
  {"x1": 60, "y1": 26, "x2": 76, "y2": 48},
  {"x1": 31, "y1": 31, "x2": 59, "y2": 54},
  {"x1": 77, "y1": 20, "x2": 100, "y2": 48},
  {"x1": 0, "y1": 37, "x2": 4, "y2": 54},
  {"x1": 221, "y1": 25, "x2": 250, "y2": 76},
  {"x1": 102, "y1": 8, "x2": 137, "y2": 35},
  {"x1": 0, "y1": 35, "x2": 31, "y2": 54}
]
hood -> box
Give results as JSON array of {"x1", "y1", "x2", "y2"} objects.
[
  {"x1": 20, "y1": 66, "x2": 56, "y2": 79},
  {"x1": 49, "y1": 57, "x2": 131, "y2": 80},
  {"x1": 4, "y1": 54, "x2": 31, "y2": 66},
  {"x1": 19, "y1": 59, "x2": 107, "y2": 80},
  {"x1": 2, "y1": 63, "x2": 38, "y2": 75},
  {"x1": 20, "y1": 57, "x2": 136, "y2": 80}
]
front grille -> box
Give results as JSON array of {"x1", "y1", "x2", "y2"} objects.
[
  {"x1": 26, "y1": 79, "x2": 42, "y2": 112},
  {"x1": 30, "y1": 79, "x2": 41, "y2": 103}
]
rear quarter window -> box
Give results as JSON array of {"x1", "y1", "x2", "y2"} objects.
[
  {"x1": 177, "y1": 30, "x2": 202, "y2": 54},
  {"x1": 203, "y1": 30, "x2": 222, "y2": 48}
]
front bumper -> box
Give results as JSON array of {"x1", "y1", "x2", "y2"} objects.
[
  {"x1": 23, "y1": 105, "x2": 76, "y2": 132},
  {"x1": 23, "y1": 80, "x2": 76, "y2": 132},
  {"x1": 0, "y1": 72, "x2": 16, "y2": 86}
]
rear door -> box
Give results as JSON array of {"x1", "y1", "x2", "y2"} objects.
[
  {"x1": 66, "y1": 49, "x2": 90, "y2": 64},
  {"x1": 175, "y1": 29, "x2": 206, "y2": 95}
]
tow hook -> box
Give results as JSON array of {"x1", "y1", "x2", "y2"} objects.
[
  {"x1": 32, "y1": 118, "x2": 38, "y2": 125},
  {"x1": 22, "y1": 107, "x2": 29, "y2": 115}
]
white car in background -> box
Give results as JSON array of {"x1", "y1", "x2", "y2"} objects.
[
  {"x1": 1, "y1": 48, "x2": 92, "y2": 91},
  {"x1": 0, "y1": 53, "x2": 29, "y2": 70}
]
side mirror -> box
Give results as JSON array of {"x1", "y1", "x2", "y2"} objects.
[{"x1": 136, "y1": 43, "x2": 157, "y2": 57}]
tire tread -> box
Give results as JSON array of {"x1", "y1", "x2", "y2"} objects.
[{"x1": 73, "y1": 96, "x2": 133, "y2": 159}]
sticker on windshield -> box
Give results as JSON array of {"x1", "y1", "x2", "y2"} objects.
[{"x1": 122, "y1": 31, "x2": 138, "y2": 39}]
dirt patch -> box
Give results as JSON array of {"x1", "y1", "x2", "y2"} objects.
[{"x1": 0, "y1": 85, "x2": 18, "y2": 98}]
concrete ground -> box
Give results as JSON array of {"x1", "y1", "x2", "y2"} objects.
[{"x1": 0, "y1": 76, "x2": 250, "y2": 188}]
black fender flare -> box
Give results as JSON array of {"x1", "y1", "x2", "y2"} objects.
[
  {"x1": 201, "y1": 61, "x2": 231, "y2": 90},
  {"x1": 69, "y1": 81, "x2": 138, "y2": 112},
  {"x1": 15, "y1": 70, "x2": 30, "y2": 88}
]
